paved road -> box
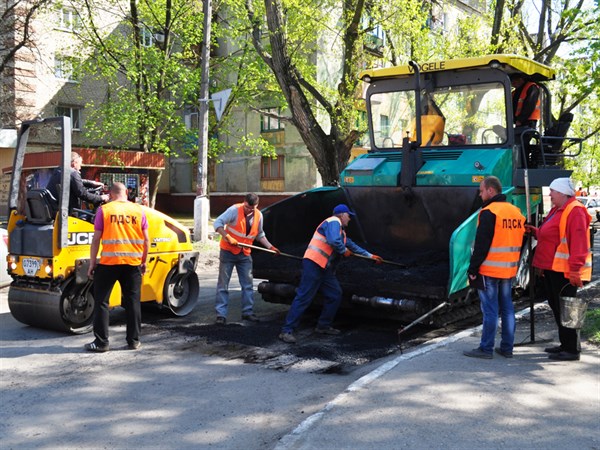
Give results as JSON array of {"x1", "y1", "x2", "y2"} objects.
[
  {"x1": 1, "y1": 234, "x2": 599, "y2": 449},
  {"x1": 0, "y1": 265, "x2": 388, "y2": 449}
]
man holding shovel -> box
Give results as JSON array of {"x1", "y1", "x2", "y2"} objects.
[
  {"x1": 278, "y1": 204, "x2": 382, "y2": 343},
  {"x1": 214, "y1": 193, "x2": 279, "y2": 325}
]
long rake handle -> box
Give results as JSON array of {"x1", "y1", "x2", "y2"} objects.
[{"x1": 238, "y1": 243, "x2": 303, "y2": 260}]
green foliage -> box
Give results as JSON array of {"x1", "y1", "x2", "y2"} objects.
[
  {"x1": 488, "y1": 1, "x2": 600, "y2": 189},
  {"x1": 582, "y1": 308, "x2": 600, "y2": 345}
]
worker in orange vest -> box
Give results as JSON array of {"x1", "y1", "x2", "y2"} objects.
[
  {"x1": 526, "y1": 177, "x2": 592, "y2": 361},
  {"x1": 511, "y1": 74, "x2": 540, "y2": 129},
  {"x1": 464, "y1": 176, "x2": 525, "y2": 359},
  {"x1": 510, "y1": 73, "x2": 542, "y2": 167},
  {"x1": 278, "y1": 204, "x2": 383, "y2": 343},
  {"x1": 86, "y1": 182, "x2": 149, "y2": 352},
  {"x1": 214, "y1": 193, "x2": 279, "y2": 325}
]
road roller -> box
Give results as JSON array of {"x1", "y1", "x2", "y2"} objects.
[{"x1": 6, "y1": 117, "x2": 200, "y2": 333}]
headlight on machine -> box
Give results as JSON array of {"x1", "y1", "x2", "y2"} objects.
[
  {"x1": 8, "y1": 255, "x2": 18, "y2": 271},
  {"x1": 44, "y1": 259, "x2": 53, "y2": 275}
]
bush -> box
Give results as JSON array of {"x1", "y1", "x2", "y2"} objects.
[{"x1": 582, "y1": 308, "x2": 600, "y2": 345}]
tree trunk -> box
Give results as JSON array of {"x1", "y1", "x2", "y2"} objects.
[
  {"x1": 490, "y1": 0, "x2": 505, "y2": 48},
  {"x1": 247, "y1": 0, "x2": 363, "y2": 185},
  {"x1": 148, "y1": 169, "x2": 161, "y2": 209}
]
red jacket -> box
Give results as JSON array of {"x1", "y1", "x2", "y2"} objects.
[{"x1": 532, "y1": 197, "x2": 591, "y2": 274}]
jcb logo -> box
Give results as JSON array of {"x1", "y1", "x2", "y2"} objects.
[{"x1": 68, "y1": 232, "x2": 95, "y2": 246}]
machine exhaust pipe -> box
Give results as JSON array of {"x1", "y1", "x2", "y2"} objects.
[
  {"x1": 351, "y1": 294, "x2": 419, "y2": 312},
  {"x1": 258, "y1": 282, "x2": 297, "y2": 303}
]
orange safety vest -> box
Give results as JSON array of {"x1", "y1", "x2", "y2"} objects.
[
  {"x1": 99, "y1": 201, "x2": 146, "y2": 266},
  {"x1": 514, "y1": 81, "x2": 541, "y2": 121},
  {"x1": 551, "y1": 200, "x2": 592, "y2": 281},
  {"x1": 219, "y1": 204, "x2": 261, "y2": 256},
  {"x1": 478, "y1": 202, "x2": 525, "y2": 279},
  {"x1": 304, "y1": 216, "x2": 346, "y2": 269}
]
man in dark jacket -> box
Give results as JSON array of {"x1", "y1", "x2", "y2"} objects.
[
  {"x1": 464, "y1": 176, "x2": 525, "y2": 359},
  {"x1": 47, "y1": 151, "x2": 108, "y2": 213}
]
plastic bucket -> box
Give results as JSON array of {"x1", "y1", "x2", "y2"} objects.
[{"x1": 559, "y1": 295, "x2": 589, "y2": 329}]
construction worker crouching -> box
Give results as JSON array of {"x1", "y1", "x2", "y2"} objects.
[{"x1": 278, "y1": 204, "x2": 382, "y2": 343}]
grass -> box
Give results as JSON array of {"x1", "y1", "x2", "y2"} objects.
[
  {"x1": 169, "y1": 214, "x2": 214, "y2": 228},
  {"x1": 582, "y1": 308, "x2": 600, "y2": 345}
]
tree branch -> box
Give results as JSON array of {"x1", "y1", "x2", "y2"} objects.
[{"x1": 245, "y1": 0, "x2": 274, "y2": 71}]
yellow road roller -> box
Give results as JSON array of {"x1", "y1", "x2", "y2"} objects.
[{"x1": 6, "y1": 117, "x2": 200, "y2": 333}]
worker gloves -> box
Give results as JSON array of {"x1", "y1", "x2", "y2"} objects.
[
  {"x1": 270, "y1": 246, "x2": 281, "y2": 255},
  {"x1": 371, "y1": 254, "x2": 383, "y2": 264},
  {"x1": 343, "y1": 249, "x2": 353, "y2": 257},
  {"x1": 225, "y1": 235, "x2": 239, "y2": 246}
]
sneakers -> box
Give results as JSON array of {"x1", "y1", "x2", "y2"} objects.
[
  {"x1": 548, "y1": 351, "x2": 580, "y2": 361},
  {"x1": 84, "y1": 341, "x2": 109, "y2": 353},
  {"x1": 278, "y1": 332, "x2": 297, "y2": 343},
  {"x1": 544, "y1": 345, "x2": 563, "y2": 354},
  {"x1": 463, "y1": 347, "x2": 493, "y2": 359},
  {"x1": 494, "y1": 347, "x2": 513, "y2": 358},
  {"x1": 128, "y1": 341, "x2": 142, "y2": 350},
  {"x1": 314, "y1": 326, "x2": 341, "y2": 335},
  {"x1": 215, "y1": 316, "x2": 227, "y2": 325},
  {"x1": 242, "y1": 314, "x2": 260, "y2": 322}
]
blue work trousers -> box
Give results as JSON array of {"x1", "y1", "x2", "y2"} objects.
[
  {"x1": 215, "y1": 249, "x2": 254, "y2": 318},
  {"x1": 282, "y1": 259, "x2": 343, "y2": 333},
  {"x1": 478, "y1": 276, "x2": 515, "y2": 354}
]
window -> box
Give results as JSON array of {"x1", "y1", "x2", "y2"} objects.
[
  {"x1": 362, "y1": 15, "x2": 385, "y2": 54},
  {"x1": 54, "y1": 55, "x2": 78, "y2": 82},
  {"x1": 184, "y1": 107, "x2": 199, "y2": 129},
  {"x1": 58, "y1": 9, "x2": 81, "y2": 32},
  {"x1": 261, "y1": 156, "x2": 284, "y2": 179},
  {"x1": 261, "y1": 107, "x2": 285, "y2": 132},
  {"x1": 141, "y1": 28, "x2": 155, "y2": 47},
  {"x1": 380, "y1": 115, "x2": 390, "y2": 137},
  {"x1": 56, "y1": 106, "x2": 82, "y2": 131}
]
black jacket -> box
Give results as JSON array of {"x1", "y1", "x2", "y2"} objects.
[
  {"x1": 468, "y1": 194, "x2": 507, "y2": 276},
  {"x1": 46, "y1": 167, "x2": 104, "y2": 211}
]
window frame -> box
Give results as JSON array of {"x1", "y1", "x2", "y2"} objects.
[
  {"x1": 54, "y1": 55, "x2": 79, "y2": 83},
  {"x1": 141, "y1": 28, "x2": 155, "y2": 47},
  {"x1": 55, "y1": 106, "x2": 82, "y2": 131},
  {"x1": 260, "y1": 107, "x2": 285, "y2": 132},
  {"x1": 261, "y1": 155, "x2": 285, "y2": 180},
  {"x1": 57, "y1": 9, "x2": 81, "y2": 32}
]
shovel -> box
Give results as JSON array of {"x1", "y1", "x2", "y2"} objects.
[
  {"x1": 238, "y1": 243, "x2": 303, "y2": 260},
  {"x1": 350, "y1": 253, "x2": 408, "y2": 268}
]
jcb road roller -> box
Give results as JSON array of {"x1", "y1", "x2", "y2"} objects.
[
  {"x1": 6, "y1": 117, "x2": 199, "y2": 333},
  {"x1": 253, "y1": 54, "x2": 586, "y2": 326}
]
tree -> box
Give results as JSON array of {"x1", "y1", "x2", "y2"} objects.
[
  {"x1": 71, "y1": 0, "x2": 278, "y2": 205},
  {"x1": 70, "y1": 0, "x2": 206, "y2": 206},
  {"x1": 240, "y1": 0, "x2": 491, "y2": 185},
  {"x1": 489, "y1": 0, "x2": 600, "y2": 187},
  {"x1": 242, "y1": 0, "x2": 443, "y2": 186},
  {"x1": 0, "y1": 0, "x2": 53, "y2": 126},
  {"x1": 0, "y1": 0, "x2": 53, "y2": 75}
]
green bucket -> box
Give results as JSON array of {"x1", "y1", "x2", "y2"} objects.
[{"x1": 559, "y1": 294, "x2": 589, "y2": 329}]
